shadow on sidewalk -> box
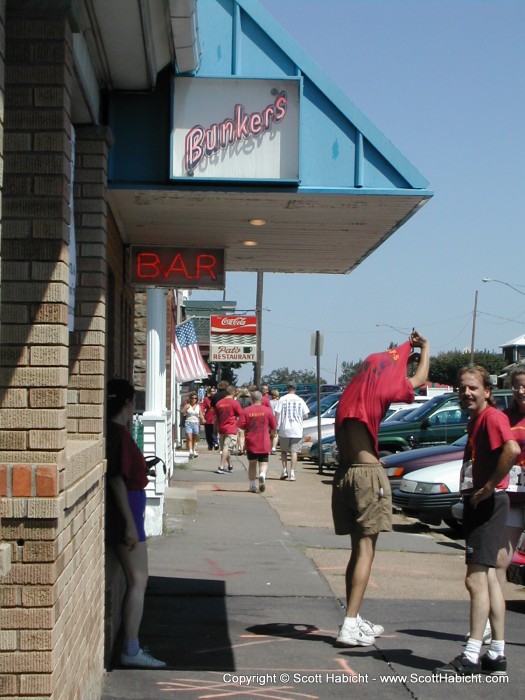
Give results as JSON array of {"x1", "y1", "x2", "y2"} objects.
[
  {"x1": 139, "y1": 576, "x2": 235, "y2": 671},
  {"x1": 246, "y1": 621, "x2": 334, "y2": 646}
]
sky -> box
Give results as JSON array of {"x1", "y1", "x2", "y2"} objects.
[{"x1": 191, "y1": 0, "x2": 525, "y2": 384}]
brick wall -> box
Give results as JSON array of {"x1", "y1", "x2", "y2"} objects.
[{"x1": 0, "y1": 9, "x2": 106, "y2": 698}]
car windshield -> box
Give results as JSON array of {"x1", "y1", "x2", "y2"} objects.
[
  {"x1": 308, "y1": 392, "x2": 341, "y2": 417},
  {"x1": 387, "y1": 407, "x2": 417, "y2": 422},
  {"x1": 399, "y1": 394, "x2": 454, "y2": 421}
]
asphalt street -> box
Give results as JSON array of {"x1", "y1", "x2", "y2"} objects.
[{"x1": 101, "y1": 448, "x2": 525, "y2": 699}]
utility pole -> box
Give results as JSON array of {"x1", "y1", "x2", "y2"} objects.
[
  {"x1": 254, "y1": 272, "x2": 264, "y2": 386},
  {"x1": 470, "y1": 290, "x2": 478, "y2": 365}
]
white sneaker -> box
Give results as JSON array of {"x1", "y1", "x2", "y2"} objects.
[
  {"x1": 289, "y1": 471, "x2": 296, "y2": 481},
  {"x1": 280, "y1": 470, "x2": 288, "y2": 480},
  {"x1": 249, "y1": 484, "x2": 258, "y2": 493},
  {"x1": 358, "y1": 616, "x2": 384, "y2": 637},
  {"x1": 121, "y1": 648, "x2": 166, "y2": 669},
  {"x1": 335, "y1": 624, "x2": 375, "y2": 647},
  {"x1": 258, "y1": 474, "x2": 266, "y2": 493}
]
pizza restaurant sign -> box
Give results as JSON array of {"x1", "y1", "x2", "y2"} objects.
[{"x1": 171, "y1": 77, "x2": 300, "y2": 181}]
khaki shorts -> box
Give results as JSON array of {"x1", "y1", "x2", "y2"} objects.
[
  {"x1": 331, "y1": 463, "x2": 392, "y2": 537},
  {"x1": 219, "y1": 434, "x2": 237, "y2": 450}
]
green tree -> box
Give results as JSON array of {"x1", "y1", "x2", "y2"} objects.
[
  {"x1": 338, "y1": 359, "x2": 363, "y2": 386},
  {"x1": 261, "y1": 367, "x2": 325, "y2": 385},
  {"x1": 429, "y1": 350, "x2": 506, "y2": 387},
  {"x1": 207, "y1": 361, "x2": 241, "y2": 386}
]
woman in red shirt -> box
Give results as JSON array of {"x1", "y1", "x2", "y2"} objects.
[{"x1": 106, "y1": 379, "x2": 165, "y2": 669}]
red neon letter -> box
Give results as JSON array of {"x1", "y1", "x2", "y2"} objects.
[
  {"x1": 195, "y1": 254, "x2": 217, "y2": 280},
  {"x1": 164, "y1": 253, "x2": 192, "y2": 279},
  {"x1": 136, "y1": 253, "x2": 161, "y2": 279}
]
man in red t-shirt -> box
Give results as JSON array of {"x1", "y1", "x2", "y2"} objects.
[
  {"x1": 332, "y1": 330, "x2": 430, "y2": 648},
  {"x1": 435, "y1": 366, "x2": 519, "y2": 677},
  {"x1": 260, "y1": 384, "x2": 272, "y2": 409},
  {"x1": 215, "y1": 385, "x2": 243, "y2": 474},
  {"x1": 238, "y1": 391, "x2": 277, "y2": 494}
]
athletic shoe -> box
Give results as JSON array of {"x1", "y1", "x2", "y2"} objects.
[
  {"x1": 480, "y1": 654, "x2": 507, "y2": 675},
  {"x1": 215, "y1": 466, "x2": 226, "y2": 474},
  {"x1": 434, "y1": 653, "x2": 481, "y2": 676},
  {"x1": 271, "y1": 449, "x2": 276, "y2": 454},
  {"x1": 258, "y1": 475, "x2": 266, "y2": 493},
  {"x1": 249, "y1": 484, "x2": 258, "y2": 493},
  {"x1": 280, "y1": 470, "x2": 288, "y2": 480},
  {"x1": 121, "y1": 648, "x2": 166, "y2": 669},
  {"x1": 214, "y1": 444, "x2": 219, "y2": 450},
  {"x1": 358, "y1": 616, "x2": 384, "y2": 637},
  {"x1": 289, "y1": 471, "x2": 296, "y2": 481},
  {"x1": 335, "y1": 624, "x2": 375, "y2": 647},
  {"x1": 227, "y1": 466, "x2": 234, "y2": 473}
]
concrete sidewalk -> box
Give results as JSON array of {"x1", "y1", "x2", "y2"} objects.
[{"x1": 102, "y1": 448, "x2": 525, "y2": 699}]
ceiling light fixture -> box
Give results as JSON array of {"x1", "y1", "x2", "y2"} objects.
[
  {"x1": 243, "y1": 240, "x2": 258, "y2": 247},
  {"x1": 249, "y1": 218, "x2": 267, "y2": 226}
]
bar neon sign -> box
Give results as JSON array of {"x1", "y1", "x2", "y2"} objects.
[{"x1": 130, "y1": 246, "x2": 224, "y2": 289}]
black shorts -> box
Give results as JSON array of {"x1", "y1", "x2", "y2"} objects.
[
  {"x1": 246, "y1": 451, "x2": 269, "y2": 462},
  {"x1": 463, "y1": 491, "x2": 509, "y2": 567}
]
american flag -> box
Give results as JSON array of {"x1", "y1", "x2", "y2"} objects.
[{"x1": 174, "y1": 319, "x2": 210, "y2": 383}]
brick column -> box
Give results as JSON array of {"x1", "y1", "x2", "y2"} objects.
[
  {"x1": 0, "y1": 8, "x2": 105, "y2": 698},
  {"x1": 67, "y1": 125, "x2": 113, "y2": 445}
]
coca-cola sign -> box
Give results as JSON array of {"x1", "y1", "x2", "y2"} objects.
[{"x1": 210, "y1": 315, "x2": 257, "y2": 335}]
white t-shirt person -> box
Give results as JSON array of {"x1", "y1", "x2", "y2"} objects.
[{"x1": 276, "y1": 389, "x2": 309, "y2": 437}]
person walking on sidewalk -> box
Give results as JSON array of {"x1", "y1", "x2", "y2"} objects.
[
  {"x1": 181, "y1": 392, "x2": 204, "y2": 458},
  {"x1": 215, "y1": 385, "x2": 243, "y2": 474},
  {"x1": 201, "y1": 386, "x2": 219, "y2": 451},
  {"x1": 237, "y1": 390, "x2": 277, "y2": 493},
  {"x1": 275, "y1": 381, "x2": 309, "y2": 481},
  {"x1": 106, "y1": 379, "x2": 166, "y2": 669},
  {"x1": 236, "y1": 387, "x2": 253, "y2": 455},
  {"x1": 434, "y1": 365, "x2": 519, "y2": 677},
  {"x1": 269, "y1": 389, "x2": 280, "y2": 454},
  {"x1": 260, "y1": 384, "x2": 272, "y2": 408},
  {"x1": 332, "y1": 331, "x2": 430, "y2": 647}
]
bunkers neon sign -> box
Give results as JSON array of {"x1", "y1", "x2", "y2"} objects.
[{"x1": 184, "y1": 91, "x2": 288, "y2": 175}]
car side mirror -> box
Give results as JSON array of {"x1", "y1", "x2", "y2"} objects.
[{"x1": 421, "y1": 418, "x2": 430, "y2": 429}]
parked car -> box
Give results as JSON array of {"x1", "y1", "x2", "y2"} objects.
[
  {"x1": 377, "y1": 390, "x2": 513, "y2": 455},
  {"x1": 319, "y1": 384, "x2": 341, "y2": 394},
  {"x1": 300, "y1": 403, "x2": 338, "y2": 460},
  {"x1": 392, "y1": 459, "x2": 463, "y2": 528},
  {"x1": 313, "y1": 390, "x2": 512, "y2": 468},
  {"x1": 382, "y1": 404, "x2": 418, "y2": 422},
  {"x1": 383, "y1": 434, "x2": 467, "y2": 490},
  {"x1": 308, "y1": 402, "x2": 416, "y2": 464},
  {"x1": 309, "y1": 433, "x2": 338, "y2": 467},
  {"x1": 304, "y1": 391, "x2": 341, "y2": 419}
]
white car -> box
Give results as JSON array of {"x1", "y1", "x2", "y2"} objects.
[
  {"x1": 392, "y1": 459, "x2": 462, "y2": 529},
  {"x1": 299, "y1": 403, "x2": 338, "y2": 460},
  {"x1": 382, "y1": 402, "x2": 418, "y2": 422}
]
